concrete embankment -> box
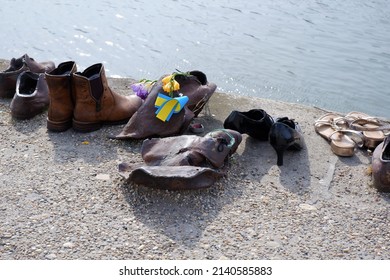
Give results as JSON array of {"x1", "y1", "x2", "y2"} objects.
[{"x1": 1, "y1": 58, "x2": 389, "y2": 260}]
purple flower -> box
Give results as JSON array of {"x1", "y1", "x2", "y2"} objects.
[{"x1": 131, "y1": 83, "x2": 149, "y2": 100}]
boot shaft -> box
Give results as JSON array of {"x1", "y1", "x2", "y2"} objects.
[
  {"x1": 45, "y1": 61, "x2": 77, "y2": 131},
  {"x1": 72, "y1": 63, "x2": 109, "y2": 120},
  {"x1": 46, "y1": 61, "x2": 77, "y2": 99}
]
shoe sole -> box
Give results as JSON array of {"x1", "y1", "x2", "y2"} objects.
[
  {"x1": 72, "y1": 118, "x2": 130, "y2": 133},
  {"x1": 47, "y1": 118, "x2": 72, "y2": 132}
]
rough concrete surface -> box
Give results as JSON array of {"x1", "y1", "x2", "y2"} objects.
[{"x1": 1, "y1": 59, "x2": 390, "y2": 260}]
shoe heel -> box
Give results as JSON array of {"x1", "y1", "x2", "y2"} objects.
[
  {"x1": 269, "y1": 120, "x2": 302, "y2": 166},
  {"x1": 72, "y1": 119, "x2": 102, "y2": 132},
  {"x1": 47, "y1": 118, "x2": 72, "y2": 132},
  {"x1": 271, "y1": 145, "x2": 286, "y2": 166}
]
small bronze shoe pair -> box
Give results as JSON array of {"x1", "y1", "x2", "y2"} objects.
[
  {"x1": 0, "y1": 54, "x2": 55, "y2": 98},
  {"x1": 372, "y1": 135, "x2": 390, "y2": 192}
]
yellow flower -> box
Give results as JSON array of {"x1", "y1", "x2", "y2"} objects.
[
  {"x1": 162, "y1": 83, "x2": 171, "y2": 93},
  {"x1": 172, "y1": 79, "x2": 180, "y2": 91},
  {"x1": 162, "y1": 79, "x2": 180, "y2": 93},
  {"x1": 162, "y1": 75, "x2": 172, "y2": 85}
]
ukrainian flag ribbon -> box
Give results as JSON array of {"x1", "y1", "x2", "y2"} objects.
[{"x1": 154, "y1": 93, "x2": 189, "y2": 122}]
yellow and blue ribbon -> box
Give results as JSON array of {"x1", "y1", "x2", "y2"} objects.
[{"x1": 154, "y1": 93, "x2": 189, "y2": 122}]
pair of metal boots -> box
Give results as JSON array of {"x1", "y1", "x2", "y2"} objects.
[{"x1": 46, "y1": 61, "x2": 141, "y2": 132}]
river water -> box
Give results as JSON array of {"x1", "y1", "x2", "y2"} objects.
[{"x1": 1, "y1": 0, "x2": 389, "y2": 117}]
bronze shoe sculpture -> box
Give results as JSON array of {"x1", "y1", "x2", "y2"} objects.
[
  {"x1": 45, "y1": 61, "x2": 77, "y2": 132},
  {"x1": 175, "y1": 70, "x2": 217, "y2": 117},
  {"x1": 72, "y1": 63, "x2": 142, "y2": 132},
  {"x1": 224, "y1": 109, "x2": 274, "y2": 140},
  {"x1": 10, "y1": 71, "x2": 49, "y2": 119},
  {"x1": 122, "y1": 166, "x2": 223, "y2": 190},
  {"x1": 119, "y1": 129, "x2": 242, "y2": 190},
  {"x1": 141, "y1": 129, "x2": 241, "y2": 168},
  {"x1": 372, "y1": 135, "x2": 390, "y2": 192},
  {"x1": 269, "y1": 117, "x2": 304, "y2": 166},
  {"x1": 0, "y1": 54, "x2": 55, "y2": 98},
  {"x1": 115, "y1": 70, "x2": 216, "y2": 140}
]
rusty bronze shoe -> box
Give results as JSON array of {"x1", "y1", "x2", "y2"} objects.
[
  {"x1": 115, "y1": 76, "x2": 193, "y2": 139},
  {"x1": 118, "y1": 129, "x2": 242, "y2": 190},
  {"x1": 10, "y1": 71, "x2": 50, "y2": 119},
  {"x1": 115, "y1": 70, "x2": 216, "y2": 140},
  {"x1": 174, "y1": 70, "x2": 217, "y2": 117},
  {"x1": 0, "y1": 54, "x2": 55, "y2": 98},
  {"x1": 372, "y1": 135, "x2": 390, "y2": 192},
  {"x1": 141, "y1": 129, "x2": 242, "y2": 169}
]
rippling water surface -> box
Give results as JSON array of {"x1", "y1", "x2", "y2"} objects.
[{"x1": 1, "y1": 0, "x2": 389, "y2": 117}]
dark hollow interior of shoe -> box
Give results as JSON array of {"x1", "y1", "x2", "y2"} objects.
[
  {"x1": 383, "y1": 143, "x2": 390, "y2": 160},
  {"x1": 189, "y1": 71, "x2": 207, "y2": 85},
  {"x1": 82, "y1": 64, "x2": 101, "y2": 79},
  {"x1": 51, "y1": 62, "x2": 74, "y2": 75},
  {"x1": 174, "y1": 71, "x2": 207, "y2": 86},
  {"x1": 277, "y1": 117, "x2": 296, "y2": 129},
  {"x1": 19, "y1": 74, "x2": 37, "y2": 95},
  {"x1": 245, "y1": 110, "x2": 265, "y2": 121}
]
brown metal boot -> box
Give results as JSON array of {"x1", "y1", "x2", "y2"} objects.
[
  {"x1": 72, "y1": 63, "x2": 142, "y2": 132},
  {"x1": 45, "y1": 61, "x2": 77, "y2": 132}
]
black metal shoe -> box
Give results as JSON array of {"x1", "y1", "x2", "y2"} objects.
[
  {"x1": 269, "y1": 117, "x2": 304, "y2": 166},
  {"x1": 223, "y1": 109, "x2": 274, "y2": 140}
]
